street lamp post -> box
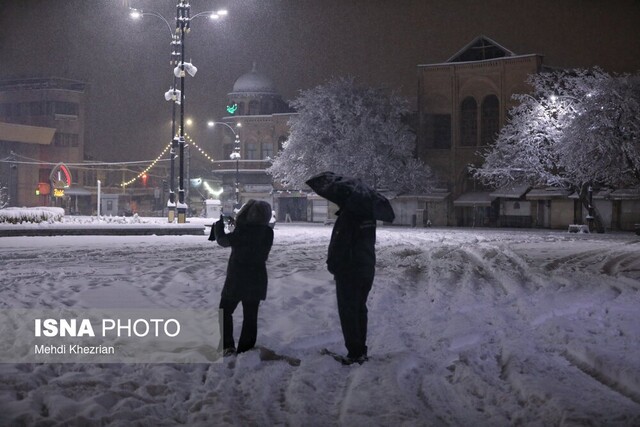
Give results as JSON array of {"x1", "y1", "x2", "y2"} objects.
[
  {"x1": 130, "y1": 4, "x2": 227, "y2": 223},
  {"x1": 174, "y1": 3, "x2": 228, "y2": 223},
  {"x1": 175, "y1": 0, "x2": 190, "y2": 224},
  {"x1": 231, "y1": 134, "x2": 241, "y2": 207},
  {"x1": 130, "y1": 8, "x2": 178, "y2": 222},
  {"x1": 209, "y1": 121, "x2": 242, "y2": 207}
]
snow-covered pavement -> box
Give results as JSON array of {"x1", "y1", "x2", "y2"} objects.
[{"x1": 1, "y1": 223, "x2": 639, "y2": 425}]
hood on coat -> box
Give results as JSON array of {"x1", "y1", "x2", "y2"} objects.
[{"x1": 235, "y1": 199, "x2": 272, "y2": 225}]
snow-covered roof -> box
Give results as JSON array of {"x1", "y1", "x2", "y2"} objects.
[
  {"x1": 489, "y1": 184, "x2": 530, "y2": 199},
  {"x1": 230, "y1": 63, "x2": 277, "y2": 95},
  {"x1": 453, "y1": 192, "x2": 495, "y2": 207},
  {"x1": 610, "y1": 188, "x2": 640, "y2": 200},
  {"x1": 526, "y1": 188, "x2": 571, "y2": 200}
]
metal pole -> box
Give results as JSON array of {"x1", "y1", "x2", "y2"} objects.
[
  {"x1": 587, "y1": 184, "x2": 594, "y2": 231},
  {"x1": 186, "y1": 143, "x2": 190, "y2": 206},
  {"x1": 97, "y1": 179, "x2": 101, "y2": 217},
  {"x1": 168, "y1": 77, "x2": 178, "y2": 222},
  {"x1": 232, "y1": 132, "x2": 241, "y2": 208},
  {"x1": 177, "y1": 0, "x2": 188, "y2": 223},
  {"x1": 235, "y1": 157, "x2": 239, "y2": 205}
]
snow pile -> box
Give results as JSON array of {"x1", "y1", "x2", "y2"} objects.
[
  {"x1": 62, "y1": 213, "x2": 148, "y2": 225},
  {"x1": 0, "y1": 214, "x2": 211, "y2": 231},
  {"x1": 0, "y1": 207, "x2": 65, "y2": 224},
  {"x1": 0, "y1": 225, "x2": 639, "y2": 425}
]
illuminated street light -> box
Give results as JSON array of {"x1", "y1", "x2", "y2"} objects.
[
  {"x1": 129, "y1": 7, "x2": 178, "y2": 222},
  {"x1": 130, "y1": 3, "x2": 228, "y2": 223},
  {"x1": 210, "y1": 121, "x2": 242, "y2": 207}
]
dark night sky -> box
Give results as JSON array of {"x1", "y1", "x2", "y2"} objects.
[{"x1": 1, "y1": 0, "x2": 639, "y2": 162}]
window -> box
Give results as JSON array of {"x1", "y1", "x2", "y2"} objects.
[
  {"x1": 18, "y1": 102, "x2": 30, "y2": 117},
  {"x1": 54, "y1": 101, "x2": 79, "y2": 115},
  {"x1": 54, "y1": 133, "x2": 68, "y2": 147},
  {"x1": 0, "y1": 103, "x2": 11, "y2": 118},
  {"x1": 424, "y1": 114, "x2": 451, "y2": 149},
  {"x1": 481, "y1": 95, "x2": 500, "y2": 145},
  {"x1": 248, "y1": 100, "x2": 260, "y2": 115},
  {"x1": 53, "y1": 133, "x2": 79, "y2": 147},
  {"x1": 460, "y1": 97, "x2": 477, "y2": 147},
  {"x1": 246, "y1": 142, "x2": 257, "y2": 160},
  {"x1": 261, "y1": 142, "x2": 273, "y2": 159},
  {"x1": 223, "y1": 143, "x2": 234, "y2": 160},
  {"x1": 261, "y1": 100, "x2": 273, "y2": 114},
  {"x1": 46, "y1": 101, "x2": 78, "y2": 116},
  {"x1": 30, "y1": 101, "x2": 44, "y2": 116}
]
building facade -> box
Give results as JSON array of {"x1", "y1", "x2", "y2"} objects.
[
  {"x1": 207, "y1": 65, "x2": 302, "y2": 220},
  {"x1": 0, "y1": 77, "x2": 88, "y2": 212},
  {"x1": 415, "y1": 36, "x2": 639, "y2": 231},
  {"x1": 416, "y1": 36, "x2": 544, "y2": 227}
]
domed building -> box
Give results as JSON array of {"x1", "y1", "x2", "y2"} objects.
[
  {"x1": 208, "y1": 65, "x2": 306, "y2": 220},
  {"x1": 225, "y1": 63, "x2": 291, "y2": 116}
]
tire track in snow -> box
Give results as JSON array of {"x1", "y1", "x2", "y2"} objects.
[{"x1": 562, "y1": 349, "x2": 640, "y2": 406}]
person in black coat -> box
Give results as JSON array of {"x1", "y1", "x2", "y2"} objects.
[
  {"x1": 327, "y1": 208, "x2": 377, "y2": 364},
  {"x1": 213, "y1": 199, "x2": 274, "y2": 355}
]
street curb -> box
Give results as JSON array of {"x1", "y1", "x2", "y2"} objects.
[{"x1": 0, "y1": 226, "x2": 206, "y2": 237}]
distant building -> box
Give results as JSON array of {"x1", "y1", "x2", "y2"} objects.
[
  {"x1": 415, "y1": 36, "x2": 639, "y2": 231},
  {"x1": 416, "y1": 36, "x2": 544, "y2": 227},
  {"x1": 0, "y1": 77, "x2": 89, "y2": 213},
  {"x1": 206, "y1": 65, "x2": 311, "y2": 221}
]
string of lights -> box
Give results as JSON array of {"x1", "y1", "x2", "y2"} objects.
[
  {"x1": 0, "y1": 153, "x2": 171, "y2": 167},
  {"x1": 121, "y1": 143, "x2": 172, "y2": 187},
  {"x1": 184, "y1": 133, "x2": 216, "y2": 164},
  {"x1": 1, "y1": 136, "x2": 218, "y2": 189},
  {"x1": 120, "y1": 133, "x2": 217, "y2": 188}
]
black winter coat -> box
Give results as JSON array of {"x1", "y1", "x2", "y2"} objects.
[
  {"x1": 327, "y1": 210, "x2": 376, "y2": 281},
  {"x1": 215, "y1": 220, "x2": 274, "y2": 301}
]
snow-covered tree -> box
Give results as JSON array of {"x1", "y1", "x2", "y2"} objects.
[
  {"x1": 267, "y1": 77, "x2": 433, "y2": 193},
  {"x1": 474, "y1": 68, "x2": 610, "y2": 189},
  {"x1": 474, "y1": 68, "x2": 640, "y2": 232},
  {"x1": 0, "y1": 183, "x2": 8, "y2": 209},
  {"x1": 560, "y1": 74, "x2": 640, "y2": 188}
]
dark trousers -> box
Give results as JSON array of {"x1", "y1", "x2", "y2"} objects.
[
  {"x1": 219, "y1": 298, "x2": 260, "y2": 353},
  {"x1": 335, "y1": 275, "x2": 374, "y2": 358}
]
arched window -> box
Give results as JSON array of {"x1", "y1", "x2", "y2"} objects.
[
  {"x1": 248, "y1": 100, "x2": 260, "y2": 115},
  {"x1": 481, "y1": 95, "x2": 500, "y2": 145},
  {"x1": 261, "y1": 141, "x2": 274, "y2": 159},
  {"x1": 460, "y1": 97, "x2": 477, "y2": 147},
  {"x1": 246, "y1": 141, "x2": 258, "y2": 159},
  {"x1": 261, "y1": 99, "x2": 273, "y2": 114},
  {"x1": 223, "y1": 143, "x2": 234, "y2": 160}
]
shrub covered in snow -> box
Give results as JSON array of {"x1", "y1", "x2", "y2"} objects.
[{"x1": 0, "y1": 207, "x2": 65, "y2": 224}]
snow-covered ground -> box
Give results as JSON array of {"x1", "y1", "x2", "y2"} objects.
[{"x1": 1, "y1": 221, "x2": 639, "y2": 426}]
